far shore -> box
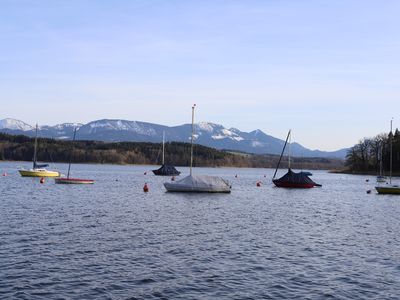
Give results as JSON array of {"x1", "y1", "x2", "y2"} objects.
[{"x1": 330, "y1": 169, "x2": 400, "y2": 177}]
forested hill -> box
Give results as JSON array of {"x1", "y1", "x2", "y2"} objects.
[
  {"x1": 344, "y1": 129, "x2": 400, "y2": 175},
  {"x1": 0, "y1": 133, "x2": 343, "y2": 170}
]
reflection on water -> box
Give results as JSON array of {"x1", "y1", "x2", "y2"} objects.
[{"x1": 1, "y1": 162, "x2": 399, "y2": 299}]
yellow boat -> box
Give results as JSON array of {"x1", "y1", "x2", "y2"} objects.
[
  {"x1": 19, "y1": 123, "x2": 60, "y2": 177},
  {"x1": 19, "y1": 169, "x2": 60, "y2": 177},
  {"x1": 375, "y1": 185, "x2": 400, "y2": 195},
  {"x1": 375, "y1": 120, "x2": 400, "y2": 195}
]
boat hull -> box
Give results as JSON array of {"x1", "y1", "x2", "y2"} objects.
[
  {"x1": 55, "y1": 178, "x2": 94, "y2": 184},
  {"x1": 164, "y1": 183, "x2": 231, "y2": 193},
  {"x1": 164, "y1": 175, "x2": 231, "y2": 193},
  {"x1": 19, "y1": 169, "x2": 60, "y2": 177},
  {"x1": 375, "y1": 186, "x2": 400, "y2": 194},
  {"x1": 273, "y1": 180, "x2": 315, "y2": 188}
]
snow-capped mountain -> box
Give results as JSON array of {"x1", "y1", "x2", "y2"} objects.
[
  {"x1": 0, "y1": 118, "x2": 348, "y2": 158},
  {"x1": 0, "y1": 118, "x2": 33, "y2": 131}
]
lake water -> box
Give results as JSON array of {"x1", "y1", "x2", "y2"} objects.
[{"x1": 1, "y1": 161, "x2": 400, "y2": 299}]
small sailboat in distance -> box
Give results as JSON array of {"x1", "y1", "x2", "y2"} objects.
[
  {"x1": 376, "y1": 143, "x2": 387, "y2": 183},
  {"x1": 18, "y1": 124, "x2": 60, "y2": 177},
  {"x1": 164, "y1": 104, "x2": 231, "y2": 193},
  {"x1": 152, "y1": 131, "x2": 181, "y2": 176},
  {"x1": 55, "y1": 127, "x2": 94, "y2": 184},
  {"x1": 375, "y1": 119, "x2": 400, "y2": 194},
  {"x1": 272, "y1": 130, "x2": 321, "y2": 188}
]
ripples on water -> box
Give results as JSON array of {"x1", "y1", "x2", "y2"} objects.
[{"x1": 1, "y1": 162, "x2": 400, "y2": 299}]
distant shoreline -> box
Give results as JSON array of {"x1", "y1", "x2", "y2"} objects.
[{"x1": 330, "y1": 169, "x2": 400, "y2": 177}]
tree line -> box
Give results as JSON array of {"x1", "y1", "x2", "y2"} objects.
[
  {"x1": 345, "y1": 129, "x2": 400, "y2": 174},
  {"x1": 0, "y1": 132, "x2": 343, "y2": 170}
]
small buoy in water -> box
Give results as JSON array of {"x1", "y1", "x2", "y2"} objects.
[
  {"x1": 143, "y1": 183, "x2": 149, "y2": 192},
  {"x1": 235, "y1": 174, "x2": 238, "y2": 178},
  {"x1": 2, "y1": 172, "x2": 7, "y2": 176},
  {"x1": 256, "y1": 181, "x2": 261, "y2": 187},
  {"x1": 40, "y1": 177, "x2": 45, "y2": 184},
  {"x1": 171, "y1": 176, "x2": 175, "y2": 181},
  {"x1": 144, "y1": 172, "x2": 147, "y2": 175},
  {"x1": 366, "y1": 190, "x2": 371, "y2": 194},
  {"x1": 366, "y1": 179, "x2": 369, "y2": 182},
  {"x1": 264, "y1": 175, "x2": 266, "y2": 178}
]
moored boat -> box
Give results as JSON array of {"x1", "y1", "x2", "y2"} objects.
[
  {"x1": 152, "y1": 131, "x2": 181, "y2": 176},
  {"x1": 55, "y1": 177, "x2": 94, "y2": 184},
  {"x1": 375, "y1": 119, "x2": 400, "y2": 195},
  {"x1": 375, "y1": 185, "x2": 400, "y2": 194},
  {"x1": 164, "y1": 104, "x2": 231, "y2": 193},
  {"x1": 19, "y1": 168, "x2": 60, "y2": 177},
  {"x1": 18, "y1": 124, "x2": 60, "y2": 177},
  {"x1": 272, "y1": 130, "x2": 321, "y2": 188},
  {"x1": 54, "y1": 127, "x2": 94, "y2": 185}
]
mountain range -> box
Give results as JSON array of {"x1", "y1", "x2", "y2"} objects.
[{"x1": 0, "y1": 118, "x2": 348, "y2": 158}]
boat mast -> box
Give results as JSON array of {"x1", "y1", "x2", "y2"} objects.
[
  {"x1": 288, "y1": 130, "x2": 292, "y2": 169},
  {"x1": 379, "y1": 143, "x2": 383, "y2": 177},
  {"x1": 273, "y1": 129, "x2": 291, "y2": 179},
  {"x1": 67, "y1": 127, "x2": 77, "y2": 179},
  {"x1": 33, "y1": 123, "x2": 38, "y2": 169},
  {"x1": 389, "y1": 119, "x2": 393, "y2": 184},
  {"x1": 162, "y1": 131, "x2": 165, "y2": 165},
  {"x1": 190, "y1": 104, "x2": 196, "y2": 176}
]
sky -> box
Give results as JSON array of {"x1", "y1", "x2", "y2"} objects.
[{"x1": 1, "y1": 0, "x2": 400, "y2": 151}]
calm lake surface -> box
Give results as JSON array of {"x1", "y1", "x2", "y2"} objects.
[{"x1": 1, "y1": 161, "x2": 400, "y2": 299}]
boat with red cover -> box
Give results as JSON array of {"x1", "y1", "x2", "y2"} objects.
[
  {"x1": 54, "y1": 127, "x2": 95, "y2": 185},
  {"x1": 273, "y1": 168, "x2": 319, "y2": 188},
  {"x1": 55, "y1": 177, "x2": 94, "y2": 184}
]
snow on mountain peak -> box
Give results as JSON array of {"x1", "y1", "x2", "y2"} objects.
[
  {"x1": 197, "y1": 122, "x2": 222, "y2": 132},
  {"x1": 53, "y1": 123, "x2": 83, "y2": 130},
  {"x1": 0, "y1": 118, "x2": 33, "y2": 131},
  {"x1": 88, "y1": 119, "x2": 157, "y2": 136}
]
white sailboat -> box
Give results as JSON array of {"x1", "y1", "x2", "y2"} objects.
[
  {"x1": 164, "y1": 104, "x2": 231, "y2": 193},
  {"x1": 376, "y1": 143, "x2": 387, "y2": 183},
  {"x1": 375, "y1": 119, "x2": 400, "y2": 194},
  {"x1": 18, "y1": 124, "x2": 60, "y2": 177}
]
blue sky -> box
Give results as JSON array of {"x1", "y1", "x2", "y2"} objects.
[{"x1": 1, "y1": 0, "x2": 399, "y2": 150}]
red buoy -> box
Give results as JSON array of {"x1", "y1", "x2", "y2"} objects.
[
  {"x1": 40, "y1": 177, "x2": 45, "y2": 184},
  {"x1": 256, "y1": 181, "x2": 261, "y2": 187},
  {"x1": 143, "y1": 183, "x2": 149, "y2": 192}
]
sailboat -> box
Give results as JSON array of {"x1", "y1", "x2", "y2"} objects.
[
  {"x1": 272, "y1": 130, "x2": 321, "y2": 188},
  {"x1": 163, "y1": 104, "x2": 231, "y2": 193},
  {"x1": 18, "y1": 124, "x2": 60, "y2": 177},
  {"x1": 152, "y1": 131, "x2": 181, "y2": 176},
  {"x1": 55, "y1": 128, "x2": 94, "y2": 184},
  {"x1": 376, "y1": 144, "x2": 387, "y2": 183},
  {"x1": 375, "y1": 120, "x2": 400, "y2": 194}
]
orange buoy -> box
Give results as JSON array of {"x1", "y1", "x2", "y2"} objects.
[
  {"x1": 40, "y1": 177, "x2": 45, "y2": 184},
  {"x1": 143, "y1": 183, "x2": 149, "y2": 192},
  {"x1": 256, "y1": 181, "x2": 261, "y2": 187}
]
